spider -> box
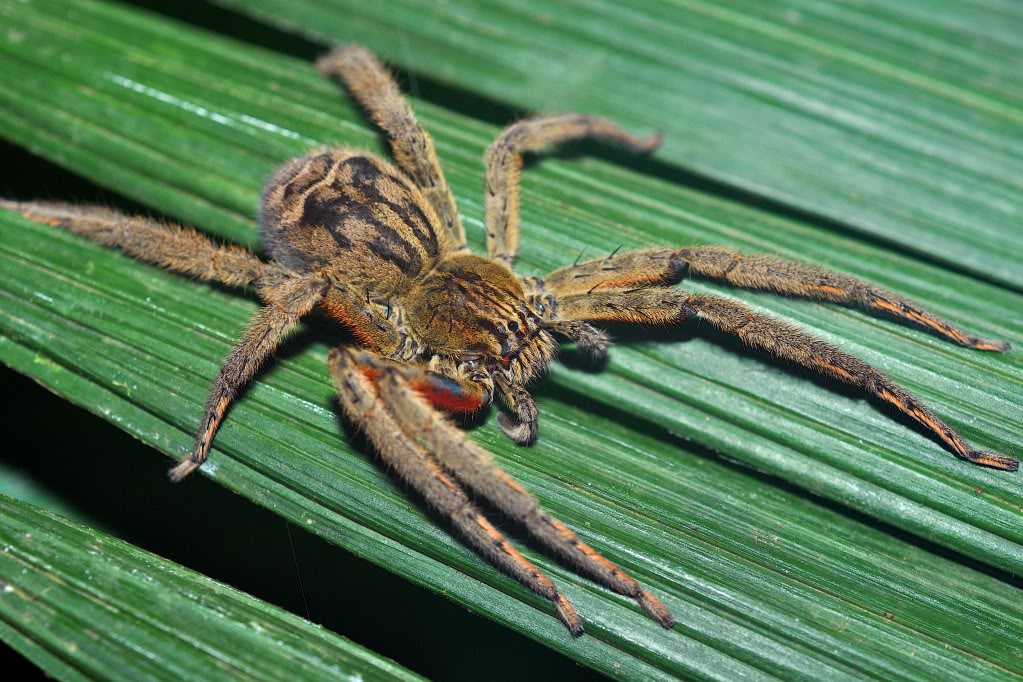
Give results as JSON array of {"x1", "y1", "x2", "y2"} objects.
[{"x1": 2, "y1": 45, "x2": 1015, "y2": 637}]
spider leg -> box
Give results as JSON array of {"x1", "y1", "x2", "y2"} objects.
[
  {"x1": 335, "y1": 348, "x2": 493, "y2": 413},
  {"x1": 555, "y1": 288, "x2": 1019, "y2": 471},
  {"x1": 375, "y1": 365, "x2": 674, "y2": 629},
  {"x1": 328, "y1": 347, "x2": 584, "y2": 636},
  {"x1": 485, "y1": 115, "x2": 660, "y2": 267},
  {"x1": 545, "y1": 246, "x2": 1009, "y2": 351},
  {"x1": 169, "y1": 271, "x2": 330, "y2": 480},
  {"x1": 0, "y1": 200, "x2": 273, "y2": 287},
  {"x1": 317, "y1": 46, "x2": 465, "y2": 250}
]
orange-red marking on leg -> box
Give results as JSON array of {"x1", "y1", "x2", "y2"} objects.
[
  {"x1": 590, "y1": 271, "x2": 673, "y2": 291},
  {"x1": 410, "y1": 377, "x2": 485, "y2": 413},
  {"x1": 868, "y1": 297, "x2": 1008, "y2": 351},
  {"x1": 972, "y1": 339, "x2": 1010, "y2": 352},
  {"x1": 815, "y1": 359, "x2": 855, "y2": 382},
  {"x1": 320, "y1": 299, "x2": 379, "y2": 348},
  {"x1": 813, "y1": 284, "x2": 848, "y2": 297},
  {"x1": 639, "y1": 591, "x2": 674, "y2": 629},
  {"x1": 20, "y1": 211, "x2": 64, "y2": 227},
  {"x1": 497, "y1": 470, "x2": 528, "y2": 496},
  {"x1": 547, "y1": 518, "x2": 636, "y2": 587},
  {"x1": 474, "y1": 515, "x2": 559, "y2": 591},
  {"x1": 554, "y1": 593, "x2": 584, "y2": 637}
]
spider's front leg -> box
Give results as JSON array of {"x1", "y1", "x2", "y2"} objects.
[
  {"x1": 545, "y1": 246, "x2": 1009, "y2": 351},
  {"x1": 484, "y1": 115, "x2": 660, "y2": 267},
  {"x1": 552, "y1": 286, "x2": 1018, "y2": 471},
  {"x1": 329, "y1": 347, "x2": 674, "y2": 635}
]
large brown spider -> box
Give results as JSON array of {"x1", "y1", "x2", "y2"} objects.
[{"x1": 2, "y1": 45, "x2": 1016, "y2": 637}]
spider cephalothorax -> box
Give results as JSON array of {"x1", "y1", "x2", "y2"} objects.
[{"x1": 3, "y1": 44, "x2": 1015, "y2": 637}]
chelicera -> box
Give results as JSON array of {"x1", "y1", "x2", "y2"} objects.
[{"x1": 3, "y1": 45, "x2": 1014, "y2": 636}]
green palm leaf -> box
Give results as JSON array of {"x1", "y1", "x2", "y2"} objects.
[
  {"x1": 217, "y1": 0, "x2": 1023, "y2": 289},
  {"x1": 1, "y1": 1, "x2": 1021, "y2": 679},
  {"x1": 0, "y1": 493, "x2": 424, "y2": 681}
]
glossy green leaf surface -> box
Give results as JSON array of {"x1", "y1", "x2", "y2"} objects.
[
  {"x1": 1, "y1": 1, "x2": 1022, "y2": 680},
  {"x1": 0, "y1": 494, "x2": 425, "y2": 682},
  {"x1": 218, "y1": 0, "x2": 1023, "y2": 289}
]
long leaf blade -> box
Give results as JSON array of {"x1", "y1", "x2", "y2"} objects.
[
  {"x1": 0, "y1": 494, "x2": 426, "y2": 682},
  {"x1": 215, "y1": 0, "x2": 1023, "y2": 289},
  {"x1": 1, "y1": 1, "x2": 1022, "y2": 679}
]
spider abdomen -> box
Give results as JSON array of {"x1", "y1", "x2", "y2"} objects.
[{"x1": 261, "y1": 148, "x2": 447, "y2": 296}]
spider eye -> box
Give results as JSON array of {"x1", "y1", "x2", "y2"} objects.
[{"x1": 507, "y1": 321, "x2": 519, "y2": 332}]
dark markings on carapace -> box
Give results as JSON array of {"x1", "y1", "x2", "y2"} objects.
[{"x1": 271, "y1": 151, "x2": 445, "y2": 285}]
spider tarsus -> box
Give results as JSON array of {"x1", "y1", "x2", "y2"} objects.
[
  {"x1": 638, "y1": 591, "x2": 675, "y2": 629},
  {"x1": 969, "y1": 338, "x2": 1010, "y2": 353},
  {"x1": 576, "y1": 325, "x2": 610, "y2": 360},
  {"x1": 970, "y1": 451, "x2": 1019, "y2": 472},
  {"x1": 497, "y1": 412, "x2": 537, "y2": 445},
  {"x1": 167, "y1": 456, "x2": 200, "y2": 482},
  {"x1": 635, "y1": 129, "x2": 664, "y2": 153},
  {"x1": 553, "y1": 593, "x2": 584, "y2": 637},
  {"x1": 314, "y1": 43, "x2": 363, "y2": 76}
]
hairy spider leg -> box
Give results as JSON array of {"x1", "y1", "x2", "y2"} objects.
[
  {"x1": 170, "y1": 271, "x2": 330, "y2": 480},
  {"x1": 318, "y1": 45, "x2": 466, "y2": 250},
  {"x1": 0, "y1": 200, "x2": 271, "y2": 286},
  {"x1": 553, "y1": 287, "x2": 1018, "y2": 471},
  {"x1": 546, "y1": 246, "x2": 1009, "y2": 351},
  {"x1": 0, "y1": 202, "x2": 333, "y2": 478},
  {"x1": 484, "y1": 115, "x2": 661, "y2": 267},
  {"x1": 329, "y1": 347, "x2": 584, "y2": 635}
]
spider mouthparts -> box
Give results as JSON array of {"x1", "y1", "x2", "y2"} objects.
[{"x1": 497, "y1": 412, "x2": 537, "y2": 445}]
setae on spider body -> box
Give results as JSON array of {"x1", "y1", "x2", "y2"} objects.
[{"x1": 3, "y1": 45, "x2": 1015, "y2": 637}]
